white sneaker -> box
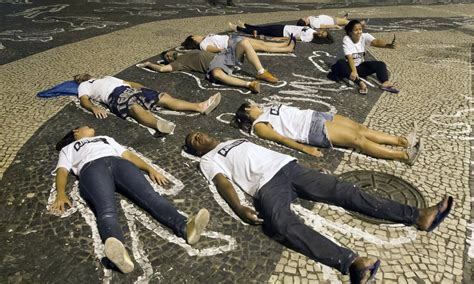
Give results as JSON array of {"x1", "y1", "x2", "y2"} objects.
[
  {"x1": 186, "y1": 208, "x2": 210, "y2": 245},
  {"x1": 104, "y1": 237, "x2": 134, "y2": 274},
  {"x1": 406, "y1": 138, "x2": 423, "y2": 166}
]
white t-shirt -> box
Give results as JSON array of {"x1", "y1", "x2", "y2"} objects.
[
  {"x1": 56, "y1": 135, "x2": 126, "y2": 176},
  {"x1": 77, "y1": 76, "x2": 129, "y2": 104},
  {"x1": 308, "y1": 15, "x2": 334, "y2": 29},
  {"x1": 200, "y1": 139, "x2": 295, "y2": 197},
  {"x1": 336, "y1": 33, "x2": 375, "y2": 66},
  {"x1": 252, "y1": 104, "x2": 314, "y2": 144},
  {"x1": 283, "y1": 25, "x2": 315, "y2": 42},
  {"x1": 200, "y1": 34, "x2": 229, "y2": 51}
]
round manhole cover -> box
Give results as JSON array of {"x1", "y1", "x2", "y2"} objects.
[{"x1": 338, "y1": 170, "x2": 426, "y2": 224}]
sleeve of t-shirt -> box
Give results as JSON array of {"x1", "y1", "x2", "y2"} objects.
[
  {"x1": 55, "y1": 148, "x2": 73, "y2": 173},
  {"x1": 363, "y1": 33, "x2": 376, "y2": 46},
  {"x1": 200, "y1": 158, "x2": 224, "y2": 183},
  {"x1": 105, "y1": 137, "x2": 127, "y2": 156},
  {"x1": 77, "y1": 82, "x2": 91, "y2": 98},
  {"x1": 342, "y1": 36, "x2": 357, "y2": 56}
]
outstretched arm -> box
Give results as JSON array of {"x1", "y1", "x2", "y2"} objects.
[
  {"x1": 319, "y1": 24, "x2": 341, "y2": 29},
  {"x1": 122, "y1": 150, "x2": 169, "y2": 185},
  {"x1": 79, "y1": 95, "x2": 108, "y2": 119},
  {"x1": 371, "y1": 34, "x2": 396, "y2": 49},
  {"x1": 213, "y1": 173, "x2": 263, "y2": 225},
  {"x1": 254, "y1": 122, "x2": 322, "y2": 157},
  {"x1": 49, "y1": 167, "x2": 73, "y2": 215},
  {"x1": 142, "y1": 62, "x2": 173, "y2": 73}
]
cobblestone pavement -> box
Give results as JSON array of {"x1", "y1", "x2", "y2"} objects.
[{"x1": 1, "y1": 1, "x2": 473, "y2": 283}]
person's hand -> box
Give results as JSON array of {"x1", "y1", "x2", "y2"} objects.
[
  {"x1": 49, "y1": 194, "x2": 72, "y2": 215},
  {"x1": 302, "y1": 146, "x2": 323, "y2": 157},
  {"x1": 387, "y1": 34, "x2": 396, "y2": 49},
  {"x1": 92, "y1": 106, "x2": 108, "y2": 119},
  {"x1": 350, "y1": 71, "x2": 359, "y2": 81},
  {"x1": 237, "y1": 206, "x2": 263, "y2": 225},
  {"x1": 148, "y1": 169, "x2": 169, "y2": 186}
]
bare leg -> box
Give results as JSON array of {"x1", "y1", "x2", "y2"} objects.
[
  {"x1": 335, "y1": 17, "x2": 349, "y2": 26},
  {"x1": 211, "y1": 68, "x2": 249, "y2": 88},
  {"x1": 247, "y1": 37, "x2": 294, "y2": 53},
  {"x1": 157, "y1": 93, "x2": 213, "y2": 114},
  {"x1": 325, "y1": 120, "x2": 408, "y2": 160},
  {"x1": 128, "y1": 104, "x2": 160, "y2": 129},
  {"x1": 333, "y1": 115, "x2": 407, "y2": 147},
  {"x1": 235, "y1": 38, "x2": 264, "y2": 72}
]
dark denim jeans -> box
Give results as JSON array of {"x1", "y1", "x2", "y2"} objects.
[
  {"x1": 331, "y1": 59, "x2": 389, "y2": 83},
  {"x1": 256, "y1": 161, "x2": 418, "y2": 274},
  {"x1": 79, "y1": 156, "x2": 187, "y2": 243}
]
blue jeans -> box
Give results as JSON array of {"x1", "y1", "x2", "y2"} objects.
[
  {"x1": 79, "y1": 156, "x2": 187, "y2": 243},
  {"x1": 256, "y1": 161, "x2": 419, "y2": 274}
]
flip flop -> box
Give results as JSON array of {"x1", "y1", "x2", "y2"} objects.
[
  {"x1": 380, "y1": 86, "x2": 400, "y2": 94},
  {"x1": 202, "y1": 92, "x2": 221, "y2": 115},
  {"x1": 359, "y1": 88, "x2": 368, "y2": 95},
  {"x1": 351, "y1": 259, "x2": 381, "y2": 284},
  {"x1": 427, "y1": 196, "x2": 454, "y2": 232},
  {"x1": 287, "y1": 33, "x2": 294, "y2": 46}
]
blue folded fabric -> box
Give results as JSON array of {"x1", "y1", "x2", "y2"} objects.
[{"x1": 36, "y1": 80, "x2": 79, "y2": 98}]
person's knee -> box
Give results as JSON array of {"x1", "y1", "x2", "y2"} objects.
[
  {"x1": 352, "y1": 133, "x2": 366, "y2": 148},
  {"x1": 128, "y1": 104, "x2": 140, "y2": 115},
  {"x1": 211, "y1": 68, "x2": 224, "y2": 80},
  {"x1": 374, "y1": 61, "x2": 387, "y2": 69}
]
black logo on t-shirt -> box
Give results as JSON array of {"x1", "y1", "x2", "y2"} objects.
[
  {"x1": 218, "y1": 139, "x2": 247, "y2": 157},
  {"x1": 270, "y1": 104, "x2": 282, "y2": 116},
  {"x1": 74, "y1": 137, "x2": 109, "y2": 151}
]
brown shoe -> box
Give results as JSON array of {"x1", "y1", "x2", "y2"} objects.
[
  {"x1": 256, "y1": 70, "x2": 278, "y2": 83},
  {"x1": 248, "y1": 80, "x2": 260, "y2": 94}
]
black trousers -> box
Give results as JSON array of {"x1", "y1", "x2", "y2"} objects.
[
  {"x1": 331, "y1": 59, "x2": 389, "y2": 83},
  {"x1": 256, "y1": 161, "x2": 418, "y2": 274},
  {"x1": 237, "y1": 23, "x2": 285, "y2": 37}
]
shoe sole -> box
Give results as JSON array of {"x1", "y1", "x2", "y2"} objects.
[
  {"x1": 203, "y1": 92, "x2": 221, "y2": 115},
  {"x1": 156, "y1": 118, "x2": 176, "y2": 134},
  {"x1": 187, "y1": 209, "x2": 210, "y2": 245},
  {"x1": 408, "y1": 138, "x2": 424, "y2": 166},
  {"x1": 104, "y1": 237, "x2": 134, "y2": 274},
  {"x1": 407, "y1": 121, "x2": 418, "y2": 149}
]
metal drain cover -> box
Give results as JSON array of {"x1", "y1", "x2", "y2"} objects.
[{"x1": 338, "y1": 170, "x2": 426, "y2": 224}]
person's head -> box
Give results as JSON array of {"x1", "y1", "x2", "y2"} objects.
[
  {"x1": 231, "y1": 102, "x2": 262, "y2": 133},
  {"x1": 160, "y1": 50, "x2": 179, "y2": 64},
  {"x1": 184, "y1": 131, "x2": 219, "y2": 156},
  {"x1": 296, "y1": 18, "x2": 308, "y2": 26},
  {"x1": 181, "y1": 35, "x2": 204, "y2": 49},
  {"x1": 311, "y1": 30, "x2": 334, "y2": 44},
  {"x1": 73, "y1": 73, "x2": 92, "y2": 83},
  {"x1": 55, "y1": 126, "x2": 96, "y2": 151},
  {"x1": 345, "y1": 19, "x2": 363, "y2": 39}
]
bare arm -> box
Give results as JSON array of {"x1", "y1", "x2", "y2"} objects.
[
  {"x1": 345, "y1": 54, "x2": 359, "y2": 81},
  {"x1": 124, "y1": 80, "x2": 144, "y2": 88},
  {"x1": 213, "y1": 173, "x2": 263, "y2": 225},
  {"x1": 370, "y1": 35, "x2": 396, "y2": 49},
  {"x1": 49, "y1": 167, "x2": 73, "y2": 215},
  {"x1": 79, "y1": 95, "x2": 108, "y2": 119},
  {"x1": 122, "y1": 150, "x2": 169, "y2": 185},
  {"x1": 254, "y1": 123, "x2": 322, "y2": 157},
  {"x1": 205, "y1": 45, "x2": 225, "y2": 53},
  {"x1": 143, "y1": 61, "x2": 173, "y2": 73}
]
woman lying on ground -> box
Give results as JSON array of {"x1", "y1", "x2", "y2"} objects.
[
  {"x1": 228, "y1": 20, "x2": 334, "y2": 44},
  {"x1": 50, "y1": 126, "x2": 210, "y2": 273},
  {"x1": 331, "y1": 19, "x2": 399, "y2": 94},
  {"x1": 182, "y1": 33, "x2": 296, "y2": 54},
  {"x1": 233, "y1": 102, "x2": 422, "y2": 165},
  {"x1": 296, "y1": 13, "x2": 367, "y2": 30}
]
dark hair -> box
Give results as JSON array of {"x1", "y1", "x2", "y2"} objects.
[
  {"x1": 56, "y1": 129, "x2": 76, "y2": 151},
  {"x1": 73, "y1": 73, "x2": 91, "y2": 83},
  {"x1": 181, "y1": 35, "x2": 200, "y2": 50},
  {"x1": 311, "y1": 31, "x2": 334, "y2": 44},
  {"x1": 160, "y1": 51, "x2": 169, "y2": 64},
  {"x1": 344, "y1": 19, "x2": 361, "y2": 35},
  {"x1": 184, "y1": 132, "x2": 199, "y2": 156},
  {"x1": 296, "y1": 19, "x2": 307, "y2": 26},
  {"x1": 231, "y1": 102, "x2": 253, "y2": 133}
]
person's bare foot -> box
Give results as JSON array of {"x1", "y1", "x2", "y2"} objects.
[
  {"x1": 237, "y1": 20, "x2": 246, "y2": 28},
  {"x1": 228, "y1": 22, "x2": 237, "y2": 32},
  {"x1": 349, "y1": 257, "x2": 381, "y2": 284},
  {"x1": 358, "y1": 81, "x2": 368, "y2": 94},
  {"x1": 416, "y1": 195, "x2": 450, "y2": 231}
]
